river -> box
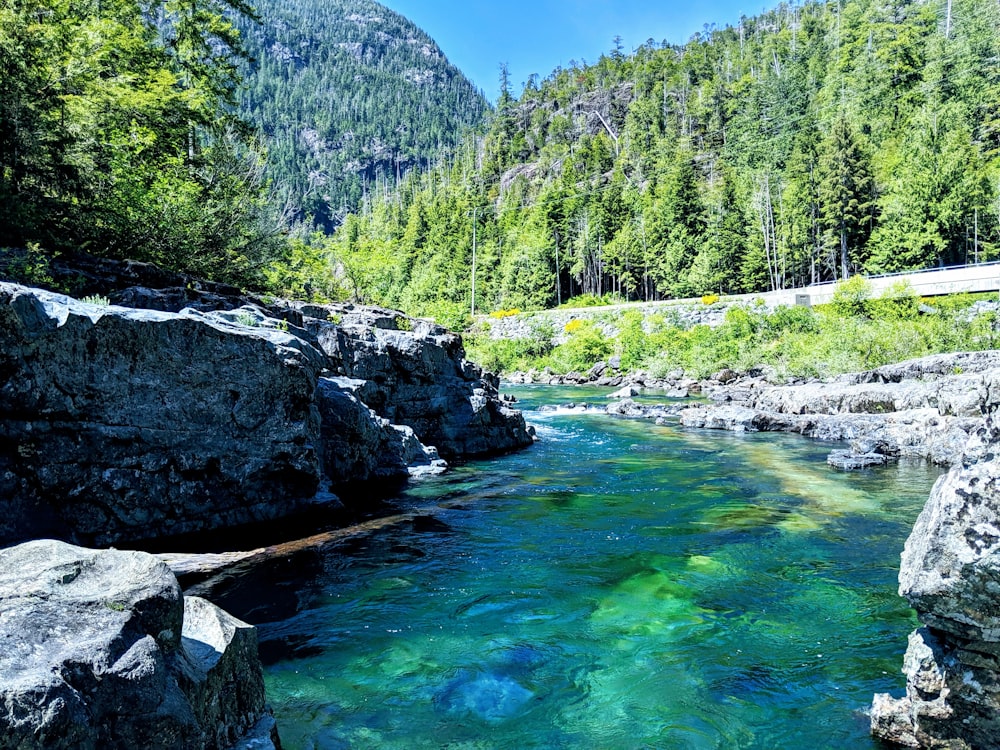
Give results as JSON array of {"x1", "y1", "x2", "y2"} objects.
[{"x1": 227, "y1": 385, "x2": 943, "y2": 749}]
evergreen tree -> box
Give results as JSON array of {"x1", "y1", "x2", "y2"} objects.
[{"x1": 818, "y1": 117, "x2": 876, "y2": 279}]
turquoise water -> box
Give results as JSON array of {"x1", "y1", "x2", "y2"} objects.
[{"x1": 252, "y1": 386, "x2": 941, "y2": 749}]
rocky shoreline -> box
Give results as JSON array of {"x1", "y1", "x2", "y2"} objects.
[
  {"x1": 0, "y1": 259, "x2": 535, "y2": 749},
  {"x1": 869, "y1": 371, "x2": 1000, "y2": 749},
  {"x1": 519, "y1": 350, "x2": 1000, "y2": 471},
  {"x1": 3, "y1": 253, "x2": 1000, "y2": 749},
  {"x1": 0, "y1": 540, "x2": 280, "y2": 750},
  {"x1": 0, "y1": 281, "x2": 531, "y2": 549}
]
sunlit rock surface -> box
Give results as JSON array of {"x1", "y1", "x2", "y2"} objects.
[
  {"x1": 0, "y1": 282, "x2": 324, "y2": 546},
  {"x1": 872, "y1": 373, "x2": 1000, "y2": 749},
  {"x1": 680, "y1": 352, "x2": 1000, "y2": 467},
  {"x1": 0, "y1": 540, "x2": 277, "y2": 750},
  {"x1": 0, "y1": 280, "x2": 529, "y2": 547}
]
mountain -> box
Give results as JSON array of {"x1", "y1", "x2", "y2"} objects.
[
  {"x1": 326, "y1": 0, "x2": 1000, "y2": 319},
  {"x1": 235, "y1": 0, "x2": 490, "y2": 230}
]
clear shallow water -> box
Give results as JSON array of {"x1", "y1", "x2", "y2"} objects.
[{"x1": 252, "y1": 386, "x2": 942, "y2": 749}]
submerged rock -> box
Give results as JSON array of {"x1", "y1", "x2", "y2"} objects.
[
  {"x1": 0, "y1": 539, "x2": 276, "y2": 750},
  {"x1": 871, "y1": 372, "x2": 1000, "y2": 748}
]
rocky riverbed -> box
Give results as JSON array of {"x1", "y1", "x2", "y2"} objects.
[
  {"x1": 4, "y1": 253, "x2": 1000, "y2": 749},
  {"x1": 525, "y1": 350, "x2": 1000, "y2": 471},
  {"x1": 521, "y1": 351, "x2": 1000, "y2": 748}
]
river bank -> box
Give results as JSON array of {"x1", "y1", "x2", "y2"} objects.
[
  {"x1": 3, "y1": 255, "x2": 1000, "y2": 748},
  {"x1": 0, "y1": 262, "x2": 534, "y2": 749},
  {"x1": 510, "y1": 350, "x2": 1000, "y2": 471}
]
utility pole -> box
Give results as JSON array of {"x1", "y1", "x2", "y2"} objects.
[
  {"x1": 471, "y1": 207, "x2": 477, "y2": 317},
  {"x1": 945, "y1": 0, "x2": 953, "y2": 39}
]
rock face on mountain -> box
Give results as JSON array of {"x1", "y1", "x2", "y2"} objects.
[
  {"x1": 0, "y1": 281, "x2": 530, "y2": 547},
  {"x1": 679, "y1": 352, "x2": 1000, "y2": 467},
  {"x1": 871, "y1": 372, "x2": 1000, "y2": 748},
  {"x1": 0, "y1": 539, "x2": 277, "y2": 750}
]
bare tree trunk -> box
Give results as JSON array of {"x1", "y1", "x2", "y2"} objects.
[{"x1": 840, "y1": 222, "x2": 849, "y2": 280}]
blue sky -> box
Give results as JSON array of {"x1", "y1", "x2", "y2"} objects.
[{"x1": 381, "y1": 0, "x2": 767, "y2": 101}]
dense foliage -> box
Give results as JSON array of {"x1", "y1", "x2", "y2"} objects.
[
  {"x1": 329, "y1": 0, "x2": 1000, "y2": 320},
  {"x1": 0, "y1": 0, "x2": 284, "y2": 285},
  {"x1": 467, "y1": 284, "x2": 1000, "y2": 381},
  {"x1": 234, "y1": 0, "x2": 489, "y2": 230}
]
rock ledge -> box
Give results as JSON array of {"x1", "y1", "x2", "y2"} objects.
[{"x1": 0, "y1": 539, "x2": 276, "y2": 750}]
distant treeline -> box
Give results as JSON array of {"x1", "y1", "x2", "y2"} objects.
[{"x1": 327, "y1": 0, "x2": 1000, "y2": 321}]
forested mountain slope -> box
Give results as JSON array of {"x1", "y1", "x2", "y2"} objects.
[
  {"x1": 328, "y1": 0, "x2": 1000, "y2": 319},
  {"x1": 235, "y1": 0, "x2": 490, "y2": 230}
]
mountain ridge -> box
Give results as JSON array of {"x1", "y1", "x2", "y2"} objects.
[{"x1": 235, "y1": 0, "x2": 490, "y2": 230}]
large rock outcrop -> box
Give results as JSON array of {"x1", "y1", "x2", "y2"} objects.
[
  {"x1": 871, "y1": 372, "x2": 1000, "y2": 749},
  {"x1": 0, "y1": 280, "x2": 530, "y2": 547},
  {"x1": 0, "y1": 539, "x2": 277, "y2": 750},
  {"x1": 296, "y1": 302, "x2": 533, "y2": 459},
  {"x1": 0, "y1": 283, "x2": 325, "y2": 546}
]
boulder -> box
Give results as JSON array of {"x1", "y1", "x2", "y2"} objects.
[
  {"x1": 0, "y1": 283, "x2": 325, "y2": 547},
  {"x1": 826, "y1": 449, "x2": 890, "y2": 470},
  {"x1": 0, "y1": 278, "x2": 531, "y2": 547},
  {"x1": 608, "y1": 385, "x2": 640, "y2": 399},
  {"x1": 300, "y1": 306, "x2": 533, "y2": 459},
  {"x1": 0, "y1": 540, "x2": 275, "y2": 750},
  {"x1": 871, "y1": 372, "x2": 1000, "y2": 748},
  {"x1": 316, "y1": 377, "x2": 445, "y2": 486}
]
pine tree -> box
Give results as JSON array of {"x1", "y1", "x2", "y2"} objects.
[{"x1": 818, "y1": 117, "x2": 876, "y2": 279}]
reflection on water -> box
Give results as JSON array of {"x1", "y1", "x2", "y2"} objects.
[{"x1": 223, "y1": 385, "x2": 941, "y2": 749}]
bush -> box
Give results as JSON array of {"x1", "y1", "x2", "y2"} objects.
[
  {"x1": 547, "y1": 320, "x2": 611, "y2": 373},
  {"x1": 869, "y1": 281, "x2": 919, "y2": 320},
  {"x1": 831, "y1": 276, "x2": 874, "y2": 318}
]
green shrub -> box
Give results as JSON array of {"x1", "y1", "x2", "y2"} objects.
[
  {"x1": 870, "y1": 280, "x2": 919, "y2": 320},
  {"x1": 547, "y1": 319, "x2": 611, "y2": 373},
  {"x1": 831, "y1": 276, "x2": 874, "y2": 318},
  {"x1": 3, "y1": 243, "x2": 55, "y2": 288}
]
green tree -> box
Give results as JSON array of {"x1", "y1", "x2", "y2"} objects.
[{"x1": 818, "y1": 117, "x2": 876, "y2": 279}]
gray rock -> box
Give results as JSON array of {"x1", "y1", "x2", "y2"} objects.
[
  {"x1": 316, "y1": 377, "x2": 446, "y2": 485},
  {"x1": 302, "y1": 307, "x2": 533, "y2": 459},
  {"x1": 588, "y1": 361, "x2": 608, "y2": 379},
  {"x1": 680, "y1": 404, "x2": 976, "y2": 466},
  {"x1": 0, "y1": 283, "x2": 325, "y2": 547},
  {"x1": 0, "y1": 540, "x2": 271, "y2": 750},
  {"x1": 678, "y1": 353, "x2": 999, "y2": 467},
  {"x1": 871, "y1": 373, "x2": 1000, "y2": 748},
  {"x1": 0, "y1": 281, "x2": 532, "y2": 546},
  {"x1": 608, "y1": 385, "x2": 640, "y2": 399},
  {"x1": 712, "y1": 368, "x2": 738, "y2": 384},
  {"x1": 826, "y1": 449, "x2": 890, "y2": 470}
]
